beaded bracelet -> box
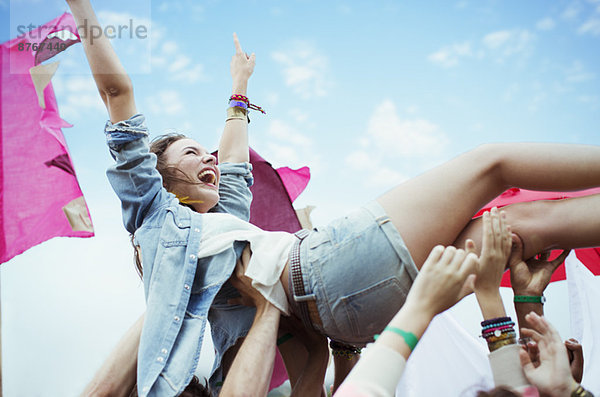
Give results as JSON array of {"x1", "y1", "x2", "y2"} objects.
[
  {"x1": 481, "y1": 316, "x2": 511, "y2": 327},
  {"x1": 487, "y1": 336, "x2": 517, "y2": 352},
  {"x1": 330, "y1": 340, "x2": 362, "y2": 360},
  {"x1": 482, "y1": 324, "x2": 516, "y2": 337},
  {"x1": 482, "y1": 321, "x2": 515, "y2": 330}
]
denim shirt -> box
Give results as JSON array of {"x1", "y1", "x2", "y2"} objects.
[{"x1": 105, "y1": 114, "x2": 256, "y2": 397}]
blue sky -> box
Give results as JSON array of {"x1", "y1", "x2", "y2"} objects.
[{"x1": 2, "y1": 0, "x2": 600, "y2": 395}]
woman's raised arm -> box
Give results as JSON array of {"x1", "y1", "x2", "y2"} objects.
[
  {"x1": 67, "y1": 0, "x2": 137, "y2": 123},
  {"x1": 218, "y1": 33, "x2": 255, "y2": 164}
]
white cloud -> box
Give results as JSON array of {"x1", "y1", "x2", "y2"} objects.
[
  {"x1": 271, "y1": 42, "x2": 331, "y2": 99},
  {"x1": 365, "y1": 100, "x2": 448, "y2": 158},
  {"x1": 267, "y1": 119, "x2": 312, "y2": 147},
  {"x1": 430, "y1": 29, "x2": 533, "y2": 68},
  {"x1": 536, "y1": 17, "x2": 556, "y2": 31},
  {"x1": 151, "y1": 41, "x2": 208, "y2": 83},
  {"x1": 146, "y1": 90, "x2": 185, "y2": 116},
  {"x1": 565, "y1": 61, "x2": 595, "y2": 82},
  {"x1": 562, "y1": 2, "x2": 582, "y2": 19},
  {"x1": 52, "y1": 74, "x2": 105, "y2": 122},
  {"x1": 482, "y1": 29, "x2": 534, "y2": 59},
  {"x1": 343, "y1": 100, "x2": 449, "y2": 189},
  {"x1": 578, "y1": 17, "x2": 600, "y2": 35},
  {"x1": 428, "y1": 42, "x2": 472, "y2": 68}
]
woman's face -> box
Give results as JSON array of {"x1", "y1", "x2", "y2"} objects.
[{"x1": 163, "y1": 138, "x2": 221, "y2": 213}]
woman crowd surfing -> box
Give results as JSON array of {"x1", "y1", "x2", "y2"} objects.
[{"x1": 67, "y1": 0, "x2": 600, "y2": 396}]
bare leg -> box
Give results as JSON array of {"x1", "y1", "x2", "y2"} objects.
[
  {"x1": 453, "y1": 194, "x2": 600, "y2": 259},
  {"x1": 377, "y1": 143, "x2": 600, "y2": 268}
]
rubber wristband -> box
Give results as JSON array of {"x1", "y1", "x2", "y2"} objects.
[
  {"x1": 375, "y1": 326, "x2": 419, "y2": 351},
  {"x1": 514, "y1": 295, "x2": 546, "y2": 304},
  {"x1": 277, "y1": 333, "x2": 293, "y2": 346}
]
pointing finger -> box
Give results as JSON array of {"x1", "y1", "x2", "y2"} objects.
[{"x1": 233, "y1": 32, "x2": 243, "y2": 54}]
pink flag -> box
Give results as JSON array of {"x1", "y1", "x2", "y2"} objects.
[
  {"x1": 477, "y1": 187, "x2": 600, "y2": 286},
  {"x1": 1, "y1": 13, "x2": 93, "y2": 264},
  {"x1": 214, "y1": 148, "x2": 311, "y2": 389}
]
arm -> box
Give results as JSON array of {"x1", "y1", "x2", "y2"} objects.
[
  {"x1": 81, "y1": 314, "x2": 144, "y2": 397},
  {"x1": 66, "y1": 0, "x2": 136, "y2": 123},
  {"x1": 335, "y1": 245, "x2": 478, "y2": 397},
  {"x1": 278, "y1": 315, "x2": 328, "y2": 397},
  {"x1": 509, "y1": 240, "x2": 570, "y2": 336},
  {"x1": 220, "y1": 248, "x2": 281, "y2": 397},
  {"x1": 473, "y1": 208, "x2": 513, "y2": 321},
  {"x1": 218, "y1": 33, "x2": 255, "y2": 164}
]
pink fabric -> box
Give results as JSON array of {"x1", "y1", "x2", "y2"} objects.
[
  {"x1": 477, "y1": 188, "x2": 600, "y2": 286},
  {"x1": 214, "y1": 148, "x2": 311, "y2": 389},
  {"x1": 276, "y1": 166, "x2": 310, "y2": 203},
  {"x1": 1, "y1": 13, "x2": 93, "y2": 264}
]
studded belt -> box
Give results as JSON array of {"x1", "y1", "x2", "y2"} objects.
[{"x1": 288, "y1": 229, "x2": 323, "y2": 331}]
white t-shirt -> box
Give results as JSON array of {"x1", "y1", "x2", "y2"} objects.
[{"x1": 197, "y1": 212, "x2": 296, "y2": 314}]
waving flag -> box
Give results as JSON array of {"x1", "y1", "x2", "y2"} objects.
[{"x1": 1, "y1": 13, "x2": 93, "y2": 264}]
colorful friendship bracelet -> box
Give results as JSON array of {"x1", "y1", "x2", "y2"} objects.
[{"x1": 229, "y1": 94, "x2": 266, "y2": 114}]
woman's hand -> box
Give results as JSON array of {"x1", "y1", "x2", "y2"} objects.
[
  {"x1": 474, "y1": 207, "x2": 513, "y2": 294},
  {"x1": 404, "y1": 245, "x2": 478, "y2": 320},
  {"x1": 228, "y1": 246, "x2": 268, "y2": 310},
  {"x1": 230, "y1": 33, "x2": 255, "y2": 91},
  {"x1": 509, "y1": 238, "x2": 570, "y2": 296},
  {"x1": 519, "y1": 312, "x2": 578, "y2": 397}
]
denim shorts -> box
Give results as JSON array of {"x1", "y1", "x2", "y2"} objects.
[{"x1": 296, "y1": 200, "x2": 419, "y2": 345}]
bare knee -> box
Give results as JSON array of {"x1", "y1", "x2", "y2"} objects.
[
  {"x1": 464, "y1": 143, "x2": 508, "y2": 188},
  {"x1": 503, "y1": 200, "x2": 559, "y2": 258}
]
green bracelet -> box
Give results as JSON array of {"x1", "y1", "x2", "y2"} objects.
[
  {"x1": 374, "y1": 326, "x2": 419, "y2": 351},
  {"x1": 514, "y1": 295, "x2": 546, "y2": 304},
  {"x1": 277, "y1": 333, "x2": 293, "y2": 346}
]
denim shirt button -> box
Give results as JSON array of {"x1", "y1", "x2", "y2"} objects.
[
  {"x1": 184, "y1": 284, "x2": 190, "y2": 290},
  {"x1": 157, "y1": 357, "x2": 164, "y2": 362},
  {"x1": 178, "y1": 223, "x2": 183, "y2": 227},
  {"x1": 194, "y1": 228, "x2": 200, "y2": 232},
  {"x1": 190, "y1": 254, "x2": 196, "y2": 260},
  {"x1": 174, "y1": 316, "x2": 180, "y2": 322},
  {"x1": 161, "y1": 348, "x2": 168, "y2": 354}
]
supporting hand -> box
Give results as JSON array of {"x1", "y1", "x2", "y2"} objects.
[
  {"x1": 519, "y1": 312, "x2": 578, "y2": 397},
  {"x1": 509, "y1": 239, "x2": 570, "y2": 296},
  {"x1": 404, "y1": 245, "x2": 478, "y2": 320},
  {"x1": 474, "y1": 207, "x2": 512, "y2": 294},
  {"x1": 565, "y1": 338, "x2": 584, "y2": 383}
]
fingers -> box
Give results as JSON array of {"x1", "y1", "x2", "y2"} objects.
[
  {"x1": 482, "y1": 210, "x2": 492, "y2": 251},
  {"x1": 422, "y1": 245, "x2": 445, "y2": 270},
  {"x1": 551, "y1": 249, "x2": 571, "y2": 270},
  {"x1": 509, "y1": 233, "x2": 524, "y2": 268},
  {"x1": 233, "y1": 32, "x2": 243, "y2": 54},
  {"x1": 465, "y1": 239, "x2": 477, "y2": 255},
  {"x1": 519, "y1": 348, "x2": 536, "y2": 376}
]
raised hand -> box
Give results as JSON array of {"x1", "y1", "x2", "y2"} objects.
[
  {"x1": 474, "y1": 207, "x2": 513, "y2": 294},
  {"x1": 404, "y1": 245, "x2": 478, "y2": 319},
  {"x1": 228, "y1": 246, "x2": 267, "y2": 309},
  {"x1": 509, "y1": 237, "x2": 570, "y2": 296},
  {"x1": 230, "y1": 33, "x2": 255, "y2": 86},
  {"x1": 565, "y1": 338, "x2": 584, "y2": 383},
  {"x1": 519, "y1": 312, "x2": 578, "y2": 397}
]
